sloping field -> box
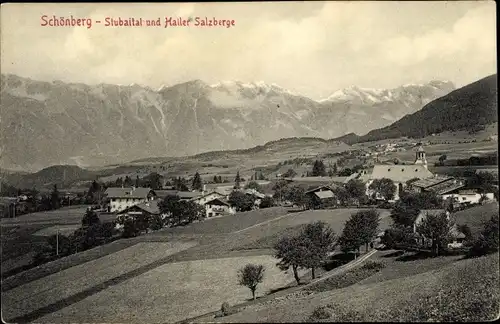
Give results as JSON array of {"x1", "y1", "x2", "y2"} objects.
[
  {"x1": 232, "y1": 209, "x2": 392, "y2": 251},
  {"x1": 160, "y1": 207, "x2": 289, "y2": 235},
  {"x1": 0, "y1": 207, "x2": 90, "y2": 226},
  {"x1": 452, "y1": 202, "x2": 499, "y2": 236},
  {"x1": 32, "y1": 224, "x2": 81, "y2": 236},
  {"x1": 218, "y1": 252, "x2": 499, "y2": 322},
  {"x1": 37, "y1": 255, "x2": 308, "y2": 323},
  {"x1": 2, "y1": 241, "x2": 197, "y2": 322}
]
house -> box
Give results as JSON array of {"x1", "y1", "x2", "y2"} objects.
[
  {"x1": 442, "y1": 190, "x2": 495, "y2": 206},
  {"x1": 203, "y1": 198, "x2": 236, "y2": 218},
  {"x1": 305, "y1": 186, "x2": 337, "y2": 209},
  {"x1": 447, "y1": 224, "x2": 466, "y2": 249},
  {"x1": 413, "y1": 209, "x2": 448, "y2": 233},
  {"x1": 410, "y1": 176, "x2": 465, "y2": 195},
  {"x1": 155, "y1": 190, "x2": 203, "y2": 201},
  {"x1": 360, "y1": 145, "x2": 434, "y2": 201},
  {"x1": 190, "y1": 191, "x2": 227, "y2": 205},
  {"x1": 117, "y1": 199, "x2": 161, "y2": 219},
  {"x1": 104, "y1": 187, "x2": 156, "y2": 213}
]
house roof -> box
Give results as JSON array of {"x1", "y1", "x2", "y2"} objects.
[
  {"x1": 118, "y1": 200, "x2": 160, "y2": 215},
  {"x1": 428, "y1": 181, "x2": 465, "y2": 195},
  {"x1": 204, "y1": 198, "x2": 230, "y2": 206},
  {"x1": 365, "y1": 164, "x2": 434, "y2": 183},
  {"x1": 154, "y1": 190, "x2": 203, "y2": 200},
  {"x1": 191, "y1": 191, "x2": 226, "y2": 201},
  {"x1": 412, "y1": 176, "x2": 453, "y2": 189},
  {"x1": 314, "y1": 191, "x2": 335, "y2": 199},
  {"x1": 104, "y1": 187, "x2": 153, "y2": 199},
  {"x1": 243, "y1": 189, "x2": 266, "y2": 199},
  {"x1": 305, "y1": 185, "x2": 333, "y2": 194}
]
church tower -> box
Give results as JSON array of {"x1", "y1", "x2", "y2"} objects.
[{"x1": 414, "y1": 145, "x2": 428, "y2": 168}]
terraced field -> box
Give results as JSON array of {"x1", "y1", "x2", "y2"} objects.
[
  {"x1": 2, "y1": 241, "x2": 197, "y2": 322},
  {"x1": 37, "y1": 255, "x2": 308, "y2": 323}
]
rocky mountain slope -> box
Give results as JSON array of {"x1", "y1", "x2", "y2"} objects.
[
  {"x1": 0, "y1": 74, "x2": 454, "y2": 171},
  {"x1": 354, "y1": 74, "x2": 498, "y2": 143}
]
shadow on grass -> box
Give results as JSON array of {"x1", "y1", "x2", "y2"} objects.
[
  {"x1": 322, "y1": 253, "x2": 356, "y2": 271},
  {"x1": 395, "y1": 251, "x2": 435, "y2": 262},
  {"x1": 381, "y1": 250, "x2": 405, "y2": 258}
]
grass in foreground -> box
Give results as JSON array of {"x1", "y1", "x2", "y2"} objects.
[{"x1": 218, "y1": 252, "x2": 499, "y2": 323}]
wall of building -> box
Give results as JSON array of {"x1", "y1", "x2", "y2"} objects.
[
  {"x1": 441, "y1": 193, "x2": 495, "y2": 205},
  {"x1": 110, "y1": 197, "x2": 147, "y2": 213},
  {"x1": 205, "y1": 203, "x2": 235, "y2": 217}
]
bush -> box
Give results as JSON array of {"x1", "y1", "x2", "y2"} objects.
[
  {"x1": 308, "y1": 305, "x2": 332, "y2": 321},
  {"x1": 361, "y1": 260, "x2": 386, "y2": 271},
  {"x1": 221, "y1": 302, "x2": 231, "y2": 316}
]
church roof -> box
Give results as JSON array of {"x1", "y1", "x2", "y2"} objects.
[{"x1": 365, "y1": 164, "x2": 434, "y2": 183}]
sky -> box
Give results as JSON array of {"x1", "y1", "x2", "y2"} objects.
[{"x1": 1, "y1": 1, "x2": 497, "y2": 100}]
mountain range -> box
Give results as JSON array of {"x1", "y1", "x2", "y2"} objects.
[
  {"x1": 0, "y1": 74, "x2": 455, "y2": 171},
  {"x1": 350, "y1": 74, "x2": 498, "y2": 143}
]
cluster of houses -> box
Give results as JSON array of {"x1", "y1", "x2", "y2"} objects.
[
  {"x1": 104, "y1": 184, "x2": 269, "y2": 221},
  {"x1": 287, "y1": 146, "x2": 497, "y2": 212}
]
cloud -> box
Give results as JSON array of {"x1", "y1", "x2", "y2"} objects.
[{"x1": 0, "y1": 2, "x2": 496, "y2": 99}]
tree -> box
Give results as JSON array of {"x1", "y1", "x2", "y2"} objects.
[
  {"x1": 381, "y1": 224, "x2": 415, "y2": 250},
  {"x1": 274, "y1": 235, "x2": 309, "y2": 285},
  {"x1": 192, "y1": 172, "x2": 203, "y2": 191},
  {"x1": 345, "y1": 179, "x2": 366, "y2": 203},
  {"x1": 312, "y1": 160, "x2": 327, "y2": 177},
  {"x1": 245, "y1": 181, "x2": 262, "y2": 192},
  {"x1": 272, "y1": 179, "x2": 289, "y2": 204},
  {"x1": 416, "y1": 212, "x2": 451, "y2": 256},
  {"x1": 158, "y1": 195, "x2": 202, "y2": 225},
  {"x1": 237, "y1": 264, "x2": 265, "y2": 300},
  {"x1": 390, "y1": 204, "x2": 420, "y2": 227},
  {"x1": 338, "y1": 214, "x2": 366, "y2": 257},
  {"x1": 369, "y1": 178, "x2": 396, "y2": 201},
  {"x1": 82, "y1": 209, "x2": 100, "y2": 228},
  {"x1": 147, "y1": 172, "x2": 163, "y2": 190},
  {"x1": 123, "y1": 176, "x2": 133, "y2": 187},
  {"x1": 172, "y1": 177, "x2": 189, "y2": 191},
  {"x1": 234, "y1": 171, "x2": 242, "y2": 189},
  {"x1": 135, "y1": 176, "x2": 140, "y2": 187},
  {"x1": 332, "y1": 163, "x2": 338, "y2": 176},
  {"x1": 332, "y1": 186, "x2": 349, "y2": 206},
  {"x1": 438, "y1": 154, "x2": 447, "y2": 165},
  {"x1": 259, "y1": 196, "x2": 274, "y2": 208},
  {"x1": 51, "y1": 184, "x2": 60, "y2": 210},
  {"x1": 468, "y1": 214, "x2": 499, "y2": 257},
  {"x1": 115, "y1": 177, "x2": 123, "y2": 187},
  {"x1": 285, "y1": 186, "x2": 309, "y2": 210},
  {"x1": 228, "y1": 191, "x2": 255, "y2": 212},
  {"x1": 299, "y1": 221, "x2": 336, "y2": 279},
  {"x1": 355, "y1": 209, "x2": 380, "y2": 252},
  {"x1": 283, "y1": 168, "x2": 297, "y2": 179},
  {"x1": 338, "y1": 168, "x2": 353, "y2": 176}
]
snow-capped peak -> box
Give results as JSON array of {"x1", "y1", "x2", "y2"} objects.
[{"x1": 209, "y1": 80, "x2": 298, "y2": 96}]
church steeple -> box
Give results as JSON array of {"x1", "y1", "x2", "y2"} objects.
[{"x1": 414, "y1": 144, "x2": 427, "y2": 168}]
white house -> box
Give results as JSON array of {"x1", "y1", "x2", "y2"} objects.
[
  {"x1": 190, "y1": 191, "x2": 227, "y2": 206},
  {"x1": 441, "y1": 190, "x2": 495, "y2": 205},
  {"x1": 203, "y1": 198, "x2": 236, "y2": 218},
  {"x1": 104, "y1": 187, "x2": 156, "y2": 213}
]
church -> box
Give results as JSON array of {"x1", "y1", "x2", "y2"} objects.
[{"x1": 358, "y1": 145, "x2": 434, "y2": 201}]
